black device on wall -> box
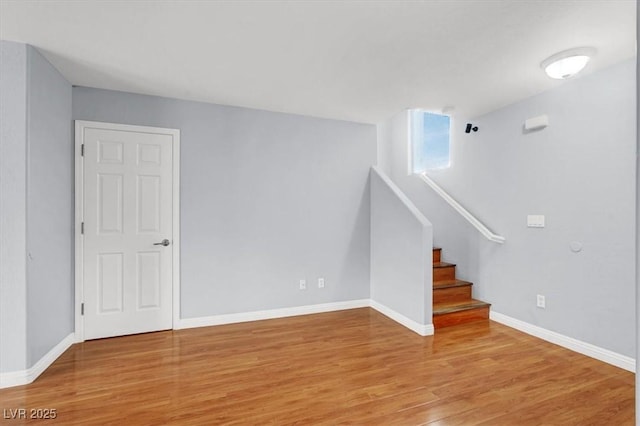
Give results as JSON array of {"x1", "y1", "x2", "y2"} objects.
[{"x1": 465, "y1": 123, "x2": 479, "y2": 133}]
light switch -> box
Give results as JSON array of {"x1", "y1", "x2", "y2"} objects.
[{"x1": 527, "y1": 215, "x2": 545, "y2": 228}]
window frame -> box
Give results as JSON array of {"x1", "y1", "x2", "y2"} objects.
[{"x1": 408, "y1": 109, "x2": 451, "y2": 175}]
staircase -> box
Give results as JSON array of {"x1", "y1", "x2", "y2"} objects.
[{"x1": 432, "y1": 247, "x2": 491, "y2": 328}]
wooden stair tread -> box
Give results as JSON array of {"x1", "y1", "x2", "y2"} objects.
[
  {"x1": 433, "y1": 299, "x2": 491, "y2": 316},
  {"x1": 433, "y1": 279, "x2": 473, "y2": 289},
  {"x1": 433, "y1": 262, "x2": 456, "y2": 268},
  {"x1": 431, "y1": 247, "x2": 490, "y2": 329}
]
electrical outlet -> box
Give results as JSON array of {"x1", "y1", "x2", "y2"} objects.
[
  {"x1": 299, "y1": 279, "x2": 306, "y2": 290},
  {"x1": 536, "y1": 294, "x2": 546, "y2": 308},
  {"x1": 318, "y1": 278, "x2": 325, "y2": 288}
]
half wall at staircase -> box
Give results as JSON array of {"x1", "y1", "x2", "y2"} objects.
[{"x1": 370, "y1": 166, "x2": 433, "y2": 334}]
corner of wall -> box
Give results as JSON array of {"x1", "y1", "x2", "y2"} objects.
[
  {"x1": 24, "y1": 44, "x2": 74, "y2": 369},
  {"x1": 635, "y1": 0, "x2": 639, "y2": 421},
  {"x1": 0, "y1": 40, "x2": 29, "y2": 374}
]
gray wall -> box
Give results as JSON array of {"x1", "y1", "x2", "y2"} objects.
[
  {"x1": 380, "y1": 59, "x2": 636, "y2": 357},
  {"x1": 25, "y1": 46, "x2": 74, "y2": 366},
  {"x1": 370, "y1": 167, "x2": 432, "y2": 325},
  {"x1": 0, "y1": 42, "x2": 73, "y2": 374},
  {"x1": 0, "y1": 41, "x2": 28, "y2": 373},
  {"x1": 73, "y1": 87, "x2": 376, "y2": 318}
]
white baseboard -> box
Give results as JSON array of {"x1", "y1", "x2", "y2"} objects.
[
  {"x1": 490, "y1": 312, "x2": 635, "y2": 373},
  {"x1": 0, "y1": 301, "x2": 433, "y2": 388},
  {"x1": 8, "y1": 309, "x2": 625, "y2": 390},
  {"x1": 176, "y1": 299, "x2": 371, "y2": 330},
  {"x1": 177, "y1": 299, "x2": 434, "y2": 337},
  {"x1": 0, "y1": 333, "x2": 75, "y2": 389},
  {"x1": 369, "y1": 300, "x2": 434, "y2": 336}
]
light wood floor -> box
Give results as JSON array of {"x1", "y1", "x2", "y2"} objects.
[{"x1": 0, "y1": 308, "x2": 634, "y2": 425}]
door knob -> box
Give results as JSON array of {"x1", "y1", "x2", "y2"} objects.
[{"x1": 154, "y1": 239, "x2": 170, "y2": 247}]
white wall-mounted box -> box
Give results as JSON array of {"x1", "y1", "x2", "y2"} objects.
[
  {"x1": 527, "y1": 215, "x2": 545, "y2": 228},
  {"x1": 524, "y1": 114, "x2": 549, "y2": 131}
]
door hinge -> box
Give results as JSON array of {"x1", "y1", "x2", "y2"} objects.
[
  {"x1": 81, "y1": 144, "x2": 84, "y2": 156},
  {"x1": 81, "y1": 222, "x2": 84, "y2": 234},
  {"x1": 81, "y1": 303, "x2": 84, "y2": 316}
]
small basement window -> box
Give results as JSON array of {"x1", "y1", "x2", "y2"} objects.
[{"x1": 410, "y1": 110, "x2": 450, "y2": 173}]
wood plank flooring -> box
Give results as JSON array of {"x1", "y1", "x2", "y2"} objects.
[{"x1": 0, "y1": 308, "x2": 634, "y2": 425}]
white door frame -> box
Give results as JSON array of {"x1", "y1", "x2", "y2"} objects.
[{"x1": 74, "y1": 120, "x2": 181, "y2": 342}]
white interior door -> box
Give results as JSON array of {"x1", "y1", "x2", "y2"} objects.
[{"x1": 79, "y1": 122, "x2": 178, "y2": 340}]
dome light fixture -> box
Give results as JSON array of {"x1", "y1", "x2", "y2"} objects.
[{"x1": 541, "y1": 47, "x2": 596, "y2": 80}]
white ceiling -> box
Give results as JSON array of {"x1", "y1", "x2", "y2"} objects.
[{"x1": 0, "y1": 0, "x2": 636, "y2": 124}]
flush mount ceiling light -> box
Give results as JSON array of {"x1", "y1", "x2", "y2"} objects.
[{"x1": 540, "y1": 47, "x2": 596, "y2": 79}]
